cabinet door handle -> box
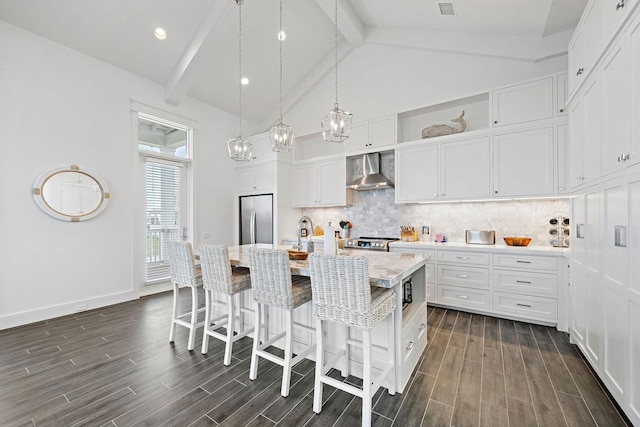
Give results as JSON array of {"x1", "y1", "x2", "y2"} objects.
[
  {"x1": 617, "y1": 0, "x2": 625, "y2": 10},
  {"x1": 614, "y1": 225, "x2": 627, "y2": 247},
  {"x1": 494, "y1": 120, "x2": 498, "y2": 124},
  {"x1": 516, "y1": 303, "x2": 532, "y2": 308},
  {"x1": 456, "y1": 256, "x2": 469, "y2": 260},
  {"x1": 576, "y1": 67, "x2": 584, "y2": 76},
  {"x1": 406, "y1": 341, "x2": 415, "y2": 350},
  {"x1": 456, "y1": 274, "x2": 469, "y2": 278},
  {"x1": 559, "y1": 109, "x2": 564, "y2": 113},
  {"x1": 495, "y1": 190, "x2": 499, "y2": 194},
  {"x1": 433, "y1": 193, "x2": 438, "y2": 198},
  {"x1": 516, "y1": 260, "x2": 531, "y2": 264},
  {"x1": 458, "y1": 295, "x2": 469, "y2": 299},
  {"x1": 516, "y1": 280, "x2": 532, "y2": 284}
]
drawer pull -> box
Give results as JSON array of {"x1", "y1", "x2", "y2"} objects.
[
  {"x1": 516, "y1": 303, "x2": 532, "y2": 308},
  {"x1": 406, "y1": 341, "x2": 415, "y2": 350},
  {"x1": 458, "y1": 295, "x2": 469, "y2": 299},
  {"x1": 516, "y1": 280, "x2": 532, "y2": 284},
  {"x1": 456, "y1": 256, "x2": 469, "y2": 260},
  {"x1": 516, "y1": 260, "x2": 532, "y2": 264},
  {"x1": 456, "y1": 274, "x2": 469, "y2": 278},
  {"x1": 419, "y1": 323, "x2": 426, "y2": 331}
]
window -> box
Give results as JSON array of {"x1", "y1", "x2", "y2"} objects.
[{"x1": 137, "y1": 112, "x2": 192, "y2": 285}]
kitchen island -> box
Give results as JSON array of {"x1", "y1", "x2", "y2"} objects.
[{"x1": 227, "y1": 244, "x2": 427, "y2": 393}]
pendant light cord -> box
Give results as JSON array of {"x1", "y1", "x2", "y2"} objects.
[
  {"x1": 238, "y1": 0, "x2": 243, "y2": 138},
  {"x1": 279, "y1": 0, "x2": 283, "y2": 123},
  {"x1": 334, "y1": 0, "x2": 339, "y2": 108}
]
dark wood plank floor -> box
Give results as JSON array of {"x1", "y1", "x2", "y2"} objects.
[{"x1": 0, "y1": 290, "x2": 632, "y2": 427}]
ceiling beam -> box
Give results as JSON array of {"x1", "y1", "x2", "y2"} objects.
[
  {"x1": 163, "y1": 1, "x2": 231, "y2": 106},
  {"x1": 314, "y1": 0, "x2": 366, "y2": 46}
]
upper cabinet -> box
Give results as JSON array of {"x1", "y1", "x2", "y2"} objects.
[
  {"x1": 491, "y1": 77, "x2": 554, "y2": 127},
  {"x1": 237, "y1": 163, "x2": 275, "y2": 194},
  {"x1": 602, "y1": 0, "x2": 638, "y2": 48},
  {"x1": 346, "y1": 115, "x2": 396, "y2": 154},
  {"x1": 557, "y1": 73, "x2": 569, "y2": 116},
  {"x1": 395, "y1": 144, "x2": 438, "y2": 203},
  {"x1": 440, "y1": 137, "x2": 491, "y2": 200},
  {"x1": 568, "y1": 0, "x2": 600, "y2": 96},
  {"x1": 293, "y1": 158, "x2": 349, "y2": 207},
  {"x1": 493, "y1": 128, "x2": 554, "y2": 198},
  {"x1": 602, "y1": 38, "x2": 632, "y2": 176}
]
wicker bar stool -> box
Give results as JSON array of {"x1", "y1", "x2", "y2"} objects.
[
  {"x1": 248, "y1": 247, "x2": 315, "y2": 397},
  {"x1": 308, "y1": 253, "x2": 396, "y2": 427},
  {"x1": 167, "y1": 241, "x2": 205, "y2": 351},
  {"x1": 199, "y1": 244, "x2": 254, "y2": 365}
]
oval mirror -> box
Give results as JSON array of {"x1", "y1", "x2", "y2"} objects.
[{"x1": 33, "y1": 165, "x2": 110, "y2": 222}]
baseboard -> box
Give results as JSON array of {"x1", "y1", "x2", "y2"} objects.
[{"x1": 0, "y1": 290, "x2": 138, "y2": 331}]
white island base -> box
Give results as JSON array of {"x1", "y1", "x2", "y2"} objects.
[{"x1": 224, "y1": 245, "x2": 428, "y2": 394}]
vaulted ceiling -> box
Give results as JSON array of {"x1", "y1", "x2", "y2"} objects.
[{"x1": 0, "y1": 0, "x2": 586, "y2": 128}]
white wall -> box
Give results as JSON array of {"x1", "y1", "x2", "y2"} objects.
[
  {"x1": 287, "y1": 43, "x2": 568, "y2": 135},
  {"x1": 0, "y1": 21, "x2": 259, "y2": 329}
]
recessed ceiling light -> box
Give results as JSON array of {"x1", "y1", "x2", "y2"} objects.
[
  {"x1": 277, "y1": 30, "x2": 287, "y2": 41},
  {"x1": 438, "y1": 2, "x2": 456, "y2": 16},
  {"x1": 154, "y1": 27, "x2": 167, "y2": 40},
  {"x1": 241, "y1": 77, "x2": 249, "y2": 85}
]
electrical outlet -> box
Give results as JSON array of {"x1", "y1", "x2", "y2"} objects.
[{"x1": 75, "y1": 304, "x2": 87, "y2": 312}]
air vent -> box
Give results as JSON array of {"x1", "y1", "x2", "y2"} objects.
[{"x1": 438, "y1": 2, "x2": 456, "y2": 16}]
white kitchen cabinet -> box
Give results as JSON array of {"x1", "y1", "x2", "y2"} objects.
[
  {"x1": 236, "y1": 163, "x2": 275, "y2": 194},
  {"x1": 568, "y1": 0, "x2": 600, "y2": 95},
  {"x1": 557, "y1": 125, "x2": 571, "y2": 194},
  {"x1": 628, "y1": 12, "x2": 640, "y2": 169},
  {"x1": 602, "y1": 180, "x2": 629, "y2": 401},
  {"x1": 601, "y1": 0, "x2": 637, "y2": 48},
  {"x1": 395, "y1": 144, "x2": 438, "y2": 202},
  {"x1": 492, "y1": 127, "x2": 554, "y2": 198},
  {"x1": 491, "y1": 77, "x2": 554, "y2": 127},
  {"x1": 557, "y1": 73, "x2": 569, "y2": 116},
  {"x1": 602, "y1": 39, "x2": 632, "y2": 176},
  {"x1": 292, "y1": 158, "x2": 348, "y2": 207},
  {"x1": 439, "y1": 137, "x2": 491, "y2": 199},
  {"x1": 568, "y1": 76, "x2": 602, "y2": 190},
  {"x1": 345, "y1": 115, "x2": 395, "y2": 154},
  {"x1": 630, "y1": 177, "x2": 640, "y2": 424}
]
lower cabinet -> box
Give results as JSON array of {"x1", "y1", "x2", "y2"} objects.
[
  {"x1": 390, "y1": 245, "x2": 567, "y2": 329},
  {"x1": 568, "y1": 171, "x2": 640, "y2": 425}
]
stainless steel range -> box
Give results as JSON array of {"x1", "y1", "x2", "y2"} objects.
[{"x1": 343, "y1": 236, "x2": 399, "y2": 251}]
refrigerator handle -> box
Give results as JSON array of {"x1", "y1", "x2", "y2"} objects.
[{"x1": 250, "y1": 210, "x2": 256, "y2": 244}]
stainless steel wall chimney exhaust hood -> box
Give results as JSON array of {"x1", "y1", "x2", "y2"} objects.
[{"x1": 346, "y1": 152, "x2": 394, "y2": 190}]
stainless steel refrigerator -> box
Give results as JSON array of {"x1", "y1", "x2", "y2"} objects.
[{"x1": 239, "y1": 194, "x2": 273, "y2": 244}]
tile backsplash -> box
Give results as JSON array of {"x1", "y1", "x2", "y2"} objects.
[{"x1": 303, "y1": 189, "x2": 570, "y2": 246}]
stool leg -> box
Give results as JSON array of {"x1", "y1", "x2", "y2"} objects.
[
  {"x1": 201, "y1": 288, "x2": 212, "y2": 354},
  {"x1": 281, "y1": 310, "x2": 294, "y2": 397},
  {"x1": 249, "y1": 301, "x2": 262, "y2": 381},
  {"x1": 224, "y1": 294, "x2": 235, "y2": 366},
  {"x1": 341, "y1": 324, "x2": 350, "y2": 377},
  {"x1": 362, "y1": 329, "x2": 372, "y2": 427},
  {"x1": 169, "y1": 283, "x2": 179, "y2": 343},
  {"x1": 313, "y1": 318, "x2": 324, "y2": 414},
  {"x1": 187, "y1": 285, "x2": 198, "y2": 351}
]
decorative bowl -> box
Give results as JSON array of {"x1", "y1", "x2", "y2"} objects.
[
  {"x1": 503, "y1": 237, "x2": 532, "y2": 247},
  {"x1": 287, "y1": 250, "x2": 309, "y2": 260}
]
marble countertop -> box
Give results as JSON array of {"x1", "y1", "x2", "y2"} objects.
[
  {"x1": 227, "y1": 244, "x2": 425, "y2": 289},
  {"x1": 389, "y1": 240, "x2": 569, "y2": 257}
]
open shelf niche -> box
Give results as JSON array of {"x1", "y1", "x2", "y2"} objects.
[{"x1": 397, "y1": 92, "x2": 490, "y2": 144}]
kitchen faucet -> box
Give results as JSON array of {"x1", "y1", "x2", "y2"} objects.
[{"x1": 294, "y1": 216, "x2": 314, "y2": 251}]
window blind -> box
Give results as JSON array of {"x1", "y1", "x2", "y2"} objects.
[{"x1": 145, "y1": 161, "x2": 181, "y2": 283}]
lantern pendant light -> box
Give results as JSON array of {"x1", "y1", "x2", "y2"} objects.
[
  {"x1": 228, "y1": 0, "x2": 253, "y2": 161},
  {"x1": 270, "y1": 0, "x2": 294, "y2": 152},
  {"x1": 321, "y1": 0, "x2": 352, "y2": 143}
]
